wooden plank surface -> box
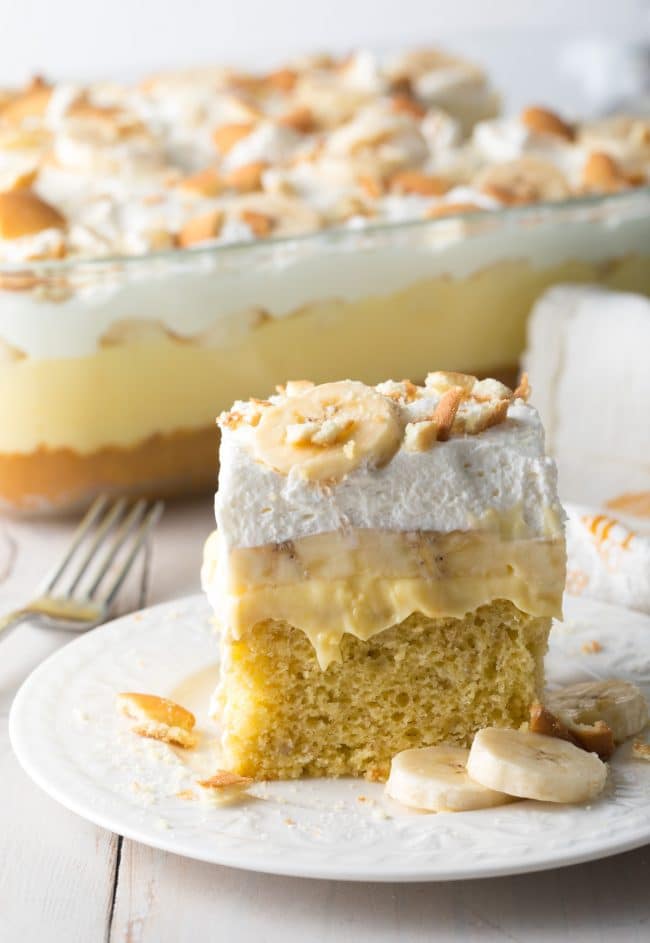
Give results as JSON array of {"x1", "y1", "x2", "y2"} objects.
[
  {"x1": 0, "y1": 520, "x2": 118, "y2": 943},
  {"x1": 109, "y1": 841, "x2": 650, "y2": 943},
  {"x1": 2, "y1": 500, "x2": 650, "y2": 943}
]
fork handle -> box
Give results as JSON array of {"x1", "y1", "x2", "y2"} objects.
[{"x1": 0, "y1": 608, "x2": 33, "y2": 641}]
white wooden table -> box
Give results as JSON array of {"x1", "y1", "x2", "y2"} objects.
[{"x1": 1, "y1": 499, "x2": 649, "y2": 943}]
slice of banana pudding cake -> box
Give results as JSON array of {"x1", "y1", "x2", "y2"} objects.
[{"x1": 202, "y1": 372, "x2": 566, "y2": 780}]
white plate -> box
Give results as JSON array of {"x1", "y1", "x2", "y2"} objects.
[{"x1": 10, "y1": 594, "x2": 650, "y2": 882}]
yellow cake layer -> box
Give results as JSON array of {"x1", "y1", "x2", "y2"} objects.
[
  {"x1": 1, "y1": 253, "x2": 648, "y2": 455},
  {"x1": 216, "y1": 601, "x2": 551, "y2": 780}
]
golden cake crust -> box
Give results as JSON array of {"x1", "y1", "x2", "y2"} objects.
[{"x1": 0, "y1": 425, "x2": 218, "y2": 511}]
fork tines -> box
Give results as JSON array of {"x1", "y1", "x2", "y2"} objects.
[{"x1": 44, "y1": 496, "x2": 164, "y2": 605}]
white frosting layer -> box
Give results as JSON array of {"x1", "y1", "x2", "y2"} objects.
[{"x1": 215, "y1": 397, "x2": 563, "y2": 549}]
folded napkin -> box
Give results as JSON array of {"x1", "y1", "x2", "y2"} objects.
[
  {"x1": 524, "y1": 283, "x2": 650, "y2": 614},
  {"x1": 565, "y1": 503, "x2": 650, "y2": 615},
  {"x1": 525, "y1": 284, "x2": 650, "y2": 511}
]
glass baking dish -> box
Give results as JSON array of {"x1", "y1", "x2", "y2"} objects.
[{"x1": 1, "y1": 185, "x2": 649, "y2": 513}]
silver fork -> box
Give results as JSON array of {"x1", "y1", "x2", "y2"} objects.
[{"x1": 0, "y1": 495, "x2": 164, "y2": 640}]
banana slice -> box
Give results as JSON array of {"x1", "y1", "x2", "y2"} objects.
[
  {"x1": 226, "y1": 193, "x2": 322, "y2": 237},
  {"x1": 546, "y1": 679, "x2": 648, "y2": 744},
  {"x1": 385, "y1": 745, "x2": 512, "y2": 812},
  {"x1": 253, "y1": 380, "x2": 403, "y2": 481},
  {"x1": 474, "y1": 156, "x2": 570, "y2": 205},
  {"x1": 467, "y1": 728, "x2": 608, "y2": 804}
]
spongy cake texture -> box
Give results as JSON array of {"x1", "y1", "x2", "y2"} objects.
[{"x1": 217, "y1": 600, "x2": 550, "y2": 781}]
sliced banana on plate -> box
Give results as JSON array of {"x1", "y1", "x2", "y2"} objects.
[
  {"x1": 254, "y1": 379, "x2": 403, "y2": 481},
  {"x1": 385, "y1": 745, "x2": 512, "y2": 812},
  {"x1": 546, "y1": 679, "x2": 648, "y2": 744},
  {"x1": 467, "y1": 728, "x2": 608, "y2": 804}
]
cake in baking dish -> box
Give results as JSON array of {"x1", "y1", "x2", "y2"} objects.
[
  {"x1": 1, "y1": 49, "x2": 650, "y2": 512},
  {"x1": 202, "y1": 371, "x2": 566, "y2": 780}
]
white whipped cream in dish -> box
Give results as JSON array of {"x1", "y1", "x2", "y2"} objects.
[{"x1": 0, "y1": 51, "x2": 647, "y2": 360}]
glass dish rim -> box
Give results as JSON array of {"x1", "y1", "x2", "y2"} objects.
[{"x1": 2, "y1": 184, "x2": 649, "y2": 275}]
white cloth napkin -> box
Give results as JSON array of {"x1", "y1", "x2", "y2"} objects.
[
  {"x1": 524, "y1": 284, "x2": 650, "y2": 615},
  {"x1": 565, "y1": 503, "x2": 650, "y2": 615},
  {"x1": 525, "y1": 285, "x2": 650, "y2": 511}
]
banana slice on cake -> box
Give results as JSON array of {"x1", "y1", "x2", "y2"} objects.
[
  {"x1": 385, "y1": 745, "x2": 512, "y2": 812},
  {"x1": 253, "y1": 379, "x2": 403, "y2": 481},
  {"x1": 546, "y1": 679, "x2": 648, "y2": 744},
  {"x1": 467, "y1": 728, "x2": 608, "y2": 803}
]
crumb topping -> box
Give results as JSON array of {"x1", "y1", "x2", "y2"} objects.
[
  {"x1": 0, "y1": 52, "x2": 646, "y2": 261},
  {"x1": 520, "y1": 106, "x2": 575, "y2": 142},
  {"x1": 632, "y1": 740, "x2": 650, "y2": 761},
  {"x1": 218, "y1": 370, "x2": 532, "y2": 478}
]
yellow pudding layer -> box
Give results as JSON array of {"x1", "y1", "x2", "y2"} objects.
[
  {"x1": 1, "y1": 253, "x2": 648, "y2": 456},
  {"x1": 205, "y1": 530, "x2": 566, "y2": 668}
]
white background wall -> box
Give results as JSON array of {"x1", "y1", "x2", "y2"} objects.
[{"x1": 1, "y1": 0, "x2": 649, "y2": 111}]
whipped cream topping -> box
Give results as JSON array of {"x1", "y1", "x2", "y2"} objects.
[
  {"x1": 0, "y1": 49, "x2": 496, "y2": 263},
  {"x1": 472, "y1": 116, "x2": 589, "y2": 189},
  {"x1": 0, "y1": 52, "x2": 646, "y2": 266},
  {"x1": 473, "y1": 117, "x2": 574, "y2": 168},
  {"x1": 215, "y1": 377, "x2": 564, "y2": 549}
]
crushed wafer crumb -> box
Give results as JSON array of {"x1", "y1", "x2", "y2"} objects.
[
  {"x1": 521, "y1": 106, "x2": 574, "y2": 141},
  {"x1": 454, "y1": 397, "x2": 509, "y2": 436},
  {"x1": 513, "y1": 372, "x2": 531, "y2": 402},
  {"x1": 212, "y1": 121, "x2": 255, "y2": 154},
  {"x1": 227, "y1": 161, "x2": 268, "y2": 193},
  {"x1": 582, "y1": 152, "x2": 631, "y2": 192},
  {"x1": 581, "y1": 640, "x2": 603, "y2": 654},
  {"x1": 117, "y1": 692, "x2": 195, "y2": 729},
  {"x1": 177, "y1": 209, "x2": 223, "y2": 247},
  {"x1": 389, "y1": 169, "x2": 450, "y2": 196},
  {"x1": 196, "y1": 770, "x2": 254, "y2": 805},
  {"x1": 132, "y1": 721, "x2": 198, "y2": 749},
  {"x1": 404, "y1": 419, "x2": 438, "y2": 452},
  {"x1": 432, "y1": 387, "x2": 463, "y2": 441},
  {"x1": 472, "y1": 377, "x2": 512, "y2": 402},
  {"x1": 117, "y1": 692, "x2": 198, "y2": 749},
  {"x1": 240, "y1": 207, "x2": 275, "y2": 234},
  {"x1": 425, "y1": 371, "x2": 477, "y2": 395},
  {"x1": 376, "y1": 379, "x2": 419, "y2": 403},
  {"x1": 632, "y1": 741, "x2": 650, "y2": 761},
  {"x1": 178, "y1": 167, "x2": 223, "y2": 197}
]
